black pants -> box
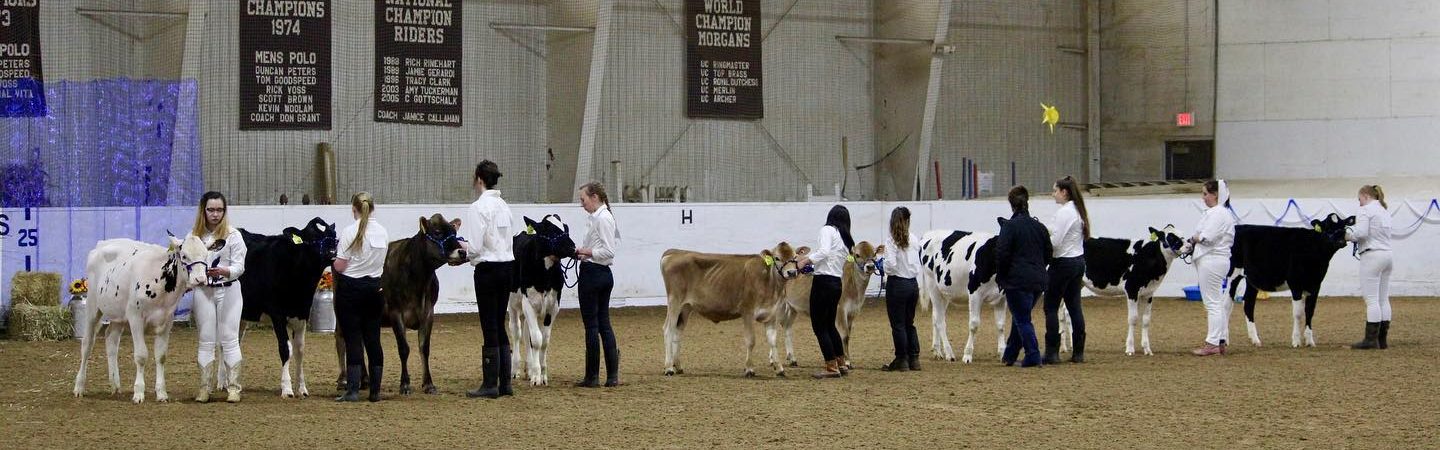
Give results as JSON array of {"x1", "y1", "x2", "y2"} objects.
[
  {"x1": 336, "y1": 273, "x2": 383, "y2": 369},
  {"x1": 579, "y1": 262, "x2": 618, "y2": 379},
  {"x1": 885, "y1": 276, "x2": 920, "y2": 359},
  {"x1": 473, "y1": 262, "x2": 513, "y2": 349},
  {"x1": 1002, "y1": 289, "x2": 1042, "y2": 366},
  {"x1": 1044, "y1": 256, "x2": 1086, "y2": 357},
  {"x1": 809, "y1": 274, "x2": 846, "y2": 361}
]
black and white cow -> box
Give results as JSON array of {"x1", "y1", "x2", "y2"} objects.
[
  {"x1": 235, "y1": 217, "x2": 338, "y2": 398},
  {"x1": 507, "y1": 215, "x2": 576, "y2": 387},
  {"x1": 917, "y1": 229, "x2": 1006, "y2": 363},
  {"x1": 1060, "y1": 226, "x2": 1186, "y2": 356},
  {"x1": 1230, "y1": 213, "x2": 1355, "y2": 348}
]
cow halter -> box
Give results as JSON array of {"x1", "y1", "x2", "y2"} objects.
[{"x1": 427, "y1": 232, "x2": 463, "y2": 253}]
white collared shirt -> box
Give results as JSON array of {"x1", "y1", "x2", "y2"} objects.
[
  {"x1": 810, "y1": 225, "x2": 850, "y2": 277},
  {"x1": 1192, "y1": 205, "x2": 1236, "y2": 261},
  {"x1": 583, "y1": 207, "x2": 620, "y2": 266},
  {"x1": 187, "y1": 227, "x2": 247, "y2": 283},
  {"x1": 461, "y1": 190, "x2": 516, "y2": 264},
  {"x1": 1350, "y1": 201, "x2": 1391, "y2": 253},
  {"x1": 1048, "y1": 201, "x2": 1085, "y2": 258},
  {"x1": 882, "y1": 232, "x2": 921, "y2": 279},
  {"x1": 336, "y1": 219, "x2": 389, "y2": 278}
]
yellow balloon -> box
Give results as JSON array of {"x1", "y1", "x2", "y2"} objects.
[{"x1": 1041, "y1": 103, "x2": 1060, "y2": 133}]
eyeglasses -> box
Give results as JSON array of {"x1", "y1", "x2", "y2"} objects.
[{"x1": 205, "y1": 208, "x2": 226, "y2": 213}]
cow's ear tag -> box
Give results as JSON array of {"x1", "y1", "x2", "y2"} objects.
[
  {"x1": 1149, "y1": 232, "x2": 1158, "y2": 242},
  {"x1": 525, "y1": 225, "x2": 536, "y2": 235},
  {"x1": 846, "y1": 254, "x2": 856, "y2": 263},
  {"x1": 1312, "y1": 224, "x2": 1322, "y2": 233},
  {"x1": 763, "y1": 255, "x2": 775, "y2": 267},
  {"x1": 292, "y1": 234, "x2": 304, "y2": 245}
]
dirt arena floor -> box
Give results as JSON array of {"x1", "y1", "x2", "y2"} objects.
[{"x1": 3, "y1": 296, "x2": 1437, "y2": 448}]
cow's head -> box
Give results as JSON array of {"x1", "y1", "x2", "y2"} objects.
[
  {"x1": 285, "y1": 217, "x2": 339, "y2": 261},
  {"x1": 523, "y1": 215, "x2": 577, "y2": 260},
  {"x1": 418, "y1": 214, "x2": 467, "y2": 265},
  {"x1": 166, "y1": 235, "x2": 210, "y2": 289},
  {"x1": 850, "y1": 241, "x2": 885, "y2": 276},
  {"x1": 762, "y1": 241, "x2": 802, "y2": 280},
  {"x1": 1312, "y1": 213, "x2": 1357, "y2": 249},
  {"x1": 1148, "y1": 225, "x2": 1186, "y2": 256}
]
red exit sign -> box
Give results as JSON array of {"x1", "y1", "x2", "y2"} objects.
[{"x1": 1176, "y1": 112, "x2": 1194, "y2": 127}]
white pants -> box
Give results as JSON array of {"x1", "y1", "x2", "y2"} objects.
[
  {"x1": 1360, "y1": 250, "x2": 1393, "y2": 322},
  {"x1": 194, "y1": 283, "x2": 245, "y2": 370},
  {"x1": 1197, "y1": 256, "x2": 1232, "y2": 346}
]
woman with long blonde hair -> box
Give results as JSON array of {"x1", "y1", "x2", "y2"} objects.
[
  {"x1": 1348, "y1": 184, "x2": 1393, "y2": 350},
  {"x1": 333, "y1": 192, "x2": 389, "y2": 401},
  {"x1": 187, "y1": 191, "x2": 248, "y2": 403}
]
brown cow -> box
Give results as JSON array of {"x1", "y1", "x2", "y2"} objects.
[
  {"x1": 335, "y1": 214, "x2": 466, "y2": 395},
  {"x1": 660, "y1": 242, "x2": 802, "y2": 377},
  {"x1": 766, "y1": 242, "x2": 884, "y2": 369}
]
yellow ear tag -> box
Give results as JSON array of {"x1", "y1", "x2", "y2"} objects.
[
  {"x1": 846, "y1": 254, "x2": 856, "y2": 263},
  {"x1": 1149, "y1": 232, "x2": 1159, "y2": 242},
  {"x1": 167, "y1": 243, "x2": 177, "y2": 252},
  {"x1": 292, "y1": 234, "x2": 304, "y2": 245},
  {"x1": 763, "y1": 255, "x2": 775, "y2": 267},
  {"x1": 1312, "y1": 224, "x2": 1322, "y2": 233},
  {"x1": 526, "y1": 225, "x2": 536, "y2": 235}
]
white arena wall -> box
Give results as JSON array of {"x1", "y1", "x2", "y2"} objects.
[{"x1": 4, "y1": 197, "x2": 1439, "y2": 316}]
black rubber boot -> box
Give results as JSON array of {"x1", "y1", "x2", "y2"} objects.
[
  {"x1": 880, "y1": 357, "x2": 909, "y2": 372},
  {"x1": 1042, "y1": 351, "x2": 1061, "y2": 365},
  {"x1": 368, "y1": 365, "x2": 383, "y2": 402},
  {"x1": 575, "y1": 342, "x2": 601, "y2": 388},
  {"x1": 603, "y1": 348, "x2": 622, "y2": 387},
  {"x1": 497, "y1": 345, "x2": 514, "y2": 397},
  {"x1": 1378, "y1": 321, "x2": 1390, "y2": 349},
  {"x1": 467, "y1": 347, "x2": 501, "y2": 398},
  {"x1": 336, "y1": 365, "x2": 361, "y2": 402},
  {"x1": 907, "y1": 354, "x2": 921, "y2": 371},
  {"x1": 1352, "y1": 322, "x2": 1380, "y2": 350},
  {"x1": 1070, "y1": 332, "x2": 1086, "y2": 363}
]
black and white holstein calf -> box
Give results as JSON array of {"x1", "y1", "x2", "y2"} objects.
[
  {"x1": 507, "y1": 215, "x2": 576, "y2": 387},
  {"x1": 235, "y1": 217, "x2": 338, "y2": 398},
  {"x1": 917, "y1": 229, "x2": 1005, "y2": 363},
  {"x1": 1229, "y1": 214, "x2": 1355, "y2": 348},
  {"x1": 1066, "y1": 226, "x2": 1187, "y2": 356}
]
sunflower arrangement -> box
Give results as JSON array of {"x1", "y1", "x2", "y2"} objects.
[
  {"x1": 317, "y1": 270, "x2": 335, "y2": 291},
  {"x1": 69, "y1": 278, "x2": 89, "y2": 296}
]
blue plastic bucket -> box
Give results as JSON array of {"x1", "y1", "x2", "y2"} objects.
[{"x1": 1182, "y1": 285, "x2": 1202, "y2": 301}]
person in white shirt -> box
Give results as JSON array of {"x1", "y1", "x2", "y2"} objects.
[
  {"x1": 880, "y1": 207, "x2": 923, "y2": 372},
  {"x1": 1183, "y1": 180, "x2": 1237, "y2": 356},
  {"x1": 460, "y1": 160, "x2": 518, "y2": 399},
  {"x1": 333, "y1": 192, "x2": 389, "y2": 402},
  {"x1": 1043, "y1": 176, "x2": 1092, "y2": 364},
  {"x1": 795, "y1": 205, "x2": 855, "y2": 379},
  {"x1": 1348, "y1": 184, "x2": 1393, "y2": 350},
  {"x1": 186, "y1": 191, "x2": 248, "y2": 403},
  {"x1": 574, "y1": 181, "x2": 622, "y2": 387}
]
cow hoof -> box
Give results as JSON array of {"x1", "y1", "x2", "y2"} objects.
[
  {"x1": 959, "y1": 356, "x2": 970, "y2": 363},
  {"x1": 156, "y1": 392, "x2": 169, "y2": 403},
  {"x1": 788, "y1": 361, "x2": 798, "y2": 368},
  {"x1": 663, "y1": 369, "x2": 676, "y2": 376},
  {"x1": 73, "y1": 387, "x2": 84, "y2": 398},
  {"x1": 282, "y1": 389, "x2": 295, "y2": 399},
  {"x1": 297, "y1": 386, "x2": 309, "y2": 398},
  {"x1": 423, "y1": 385, "x2": 438, "y2": 395},
  {"x1": 110, "y1": 386, "x2": 121, "y2": 395},
  {"x1": 530, "y1": 379, "x2": 544, "y2": 387},
  {"x1": 132, "y1": 393, "x2": 145, "y2": 404},
  {"x1": 776, "y1": 371, "x2": 786, "y2": 378},
  {"x1": 1125, "y1": 350, "x2": 1135, "y2": 356},
  {"x1": 400, "y1": 385, "x2": 413, "y2": 396},
  {"x1": 743, "y1": 369, "x2": 756, "y2": 378}
]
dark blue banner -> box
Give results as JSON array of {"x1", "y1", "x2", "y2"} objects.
[{"x1": 0, "y1": 1, "x2": 45, "y2": 117}]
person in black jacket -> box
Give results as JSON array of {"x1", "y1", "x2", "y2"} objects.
[{"x1": 997, "y1": 186, "x2": 1053, "y2": 368}]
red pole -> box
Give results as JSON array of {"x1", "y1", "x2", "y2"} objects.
[{"x1": 933, "y1": 161, "x2": 943, "y2": 200}]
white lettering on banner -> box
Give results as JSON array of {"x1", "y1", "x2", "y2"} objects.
[{"x1": 245, "y1": 0, "x2": 326, "y2": 18}]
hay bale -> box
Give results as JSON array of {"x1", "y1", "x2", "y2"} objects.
[
  {"x1": 11, "y1": 272, "x2": 62, "y2": 307},
  {"x1": 9, "y1": 304, "x2": 72, "y2": 341}
]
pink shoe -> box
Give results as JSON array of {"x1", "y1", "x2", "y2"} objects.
[{"x1": 1191, "y1": 343, "x2": 1223, "y2": 356}]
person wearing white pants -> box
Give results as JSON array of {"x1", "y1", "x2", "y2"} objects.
[
  {"x1": 1184, "y1": 180, "x2": 1236, "y2": 357},
  {"x1": 1348, "y1": 185, "x2": 1393, "y2": 350},
  {"x1": 187, "y1": 191, "x2": 248, "y2": 403}
]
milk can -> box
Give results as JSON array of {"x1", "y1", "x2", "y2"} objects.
[{"x1": 310, "y1": 290, "x2": 336, "y2": 333}]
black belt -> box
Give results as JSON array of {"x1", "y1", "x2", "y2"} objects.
[{"x1": 207, "y1": 281, "x2": 234, "y2": 287}]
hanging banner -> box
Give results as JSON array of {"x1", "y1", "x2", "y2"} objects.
[
  {"x1": 374, "y1": 0, "x2": 462, "y2": 127},
  {"x1": 0, "y1": 0, "x2": 45, "y2": 117},
  {"x1": 685, "y1": 0, "x2": 762, "y2": 119},
  {"x1": 239, "y1": 0, "x2": 333, "y2": 130}
]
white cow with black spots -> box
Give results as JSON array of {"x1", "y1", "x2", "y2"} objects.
[
  {"x1": 73, "y1": 237, "x2": 211, "y2": 403},
  {"x1": 917, "y1": 229, "x2": 1007, "y2": 363}
]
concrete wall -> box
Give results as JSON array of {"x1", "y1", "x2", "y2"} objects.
[
  {"x1": 1099, "y1": 0, "x2": 1216, "y2": 181},
  {"x1": 1217, "y1": 0, "x2": 1440, "y2": 180},
  {"x1": 870, "y1": 0, "x2": 937, "y2": 201},
  {"x1": 930, "y1": 0, "x2": 1087, "y2": 198}
]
